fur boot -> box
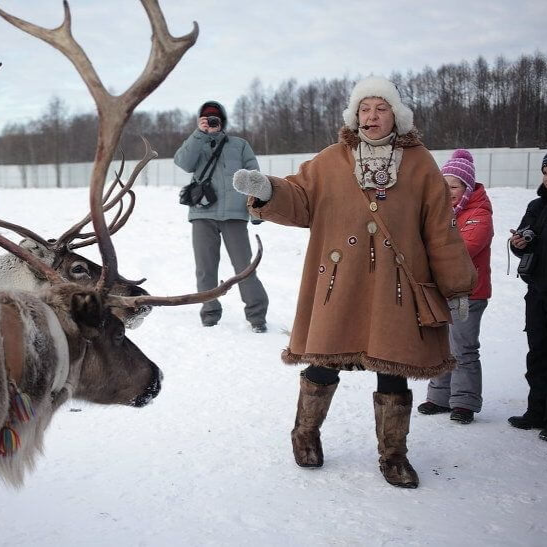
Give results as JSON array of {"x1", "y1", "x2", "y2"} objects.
[
  {"x1": 373, "y1": 391, "x2": 419, "y2": 488},
  {"x1": 291, "y1": 373, "x2": 338, "y2": 468}
]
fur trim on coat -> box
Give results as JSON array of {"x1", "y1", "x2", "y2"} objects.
[
  {"x1": 281, "y1": 349, "x2": 456, "y2": 379},
  {"x1": 338, "y1": 126, "x2": 422, "y2": 150}
]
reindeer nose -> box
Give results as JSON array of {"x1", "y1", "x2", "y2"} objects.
[{"x1": 133, "y1": 363, "x2": 162, "y2": 407}]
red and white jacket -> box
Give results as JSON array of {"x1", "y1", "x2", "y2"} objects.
[{"x1": 456, "y1": 183, "x2": 493, "y2": 299}]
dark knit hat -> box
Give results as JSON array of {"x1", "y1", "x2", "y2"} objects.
[
  {"x1": 542, "y1": 152, "x2": 547, "y2": 173},
  {"x1": 201, "y1": 105, "x2": 222, "y2": 118}
]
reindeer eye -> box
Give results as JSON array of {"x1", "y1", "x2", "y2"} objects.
[{"x1": 70, "y1": 262, "x2": 91, "y2": 279}]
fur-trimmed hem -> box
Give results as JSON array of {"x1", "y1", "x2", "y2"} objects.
[
  {"x1": 338, "y1": 126, "x2": 422, "y2": 150},
  {"x1": 281, "y1": 348, "x2": 455, "y2": 380}
]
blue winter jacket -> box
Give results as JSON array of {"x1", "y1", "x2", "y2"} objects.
[{"x1": 174, "y1": 129, "x2": 259, "y2": 221}]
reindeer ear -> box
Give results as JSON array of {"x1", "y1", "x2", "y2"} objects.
[
  {"x1": 21, "y1": 238, "x2": 54, "y2": 264},
  {"x1": 71, "y1": 292, "x2": 103, "y2": 330}
]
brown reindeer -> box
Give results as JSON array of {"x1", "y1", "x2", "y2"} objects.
[{"x1": 0, "y1": 1, "x2": 263, "y2": 487}]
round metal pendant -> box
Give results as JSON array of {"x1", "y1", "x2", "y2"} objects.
[
  {"x1": 373, "y1": 169, "x2": 389, "y2": 186},
  {"x1": 329, "y1": 249, "x2": 343, "y2": 263}
]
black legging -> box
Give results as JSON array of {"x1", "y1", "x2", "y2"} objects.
[{"x1": 303, "y1": 365, "x2": 408, "y2": 393}]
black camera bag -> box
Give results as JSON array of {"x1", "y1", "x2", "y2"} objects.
[{"x1": 179, "y1": 136, "x2": 227, "y2": 208}]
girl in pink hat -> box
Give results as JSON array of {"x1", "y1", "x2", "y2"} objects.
[{"x1": 418, "y1": 149, "x2": 494, "y2": 424}]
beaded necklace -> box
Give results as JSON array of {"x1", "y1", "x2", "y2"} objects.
[{"x1": 358, "y1": 134, "x2": 397, "y2": 200}]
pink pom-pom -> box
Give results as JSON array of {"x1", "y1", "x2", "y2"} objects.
[{"x1": 451, "y1": 149, "x2": 474, "y2": 163}]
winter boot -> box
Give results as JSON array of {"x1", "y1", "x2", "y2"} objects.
[
  {"x1": 291, "y1": 373, "x2": 338, "y2": 468},
  {"x1": 417, "y1": 401, "x2": 450, "y2": 415},
  {"x1": 539, "y1": 428, "x2": 547, "y2": 441},
  {"x1": 508, "y1": 411, "x2": 544, "y2": 430},
  {"x1": 373, "y1": 391, "x2": 419, "y2": 489},
  {"x1": 450, "y1": 407, "x2": 474, "y2": 424}
]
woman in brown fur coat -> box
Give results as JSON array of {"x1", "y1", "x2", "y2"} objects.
[{"x1": 233, "y1": 76, "x2": 476, "y2": 488}]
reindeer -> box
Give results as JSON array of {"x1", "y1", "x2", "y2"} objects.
[
  {"x1": 0, "y1": 0, "x2": 264, "y2": 487},
  {"x1": 0, "y1": 220, "x2": 262, "y2": 487}
]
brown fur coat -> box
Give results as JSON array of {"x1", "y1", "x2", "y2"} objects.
[{"x1": 249, "y1": 127, "x2": 477, "y2": 378}]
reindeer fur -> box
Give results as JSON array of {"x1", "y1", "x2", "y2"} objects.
[
  {"x1": 0, "y1": 284, "x2": 161, "y2": 488},
  {"x1": 0, "y1": 290, "x2": 73, "y2": 487}
]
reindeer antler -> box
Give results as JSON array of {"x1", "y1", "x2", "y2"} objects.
[
  {"x1": 58, "y1": 138, "x2": 157, "y2": 250},
  {"x1": 0, "y1": 1, "x2": 199, "y2": 293},
  {"x1": 107, "y1": 236, "x2": 263, "y2": 309}
]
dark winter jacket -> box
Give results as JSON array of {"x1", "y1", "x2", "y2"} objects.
[
  {"x1": 174, "y1": 101, "x2": 259, "y2": 222},
  {"x1": 456, "y1": 183, "x2": 494, "y2": 300},
  {"x1": 510, "y1": 183, "x2": 547, "y2": 294}
]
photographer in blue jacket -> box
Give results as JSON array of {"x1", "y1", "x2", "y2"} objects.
[
  {"x1": 508, "y1": 153, "x2": 547, "y2": 441},
  {"x1": 174, "y1": 101, "x2": 268, "y2": 332}
]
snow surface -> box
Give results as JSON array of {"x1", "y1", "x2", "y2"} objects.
[{"x1": 0, "y1": 185, "x2": 545, "y2": 547}]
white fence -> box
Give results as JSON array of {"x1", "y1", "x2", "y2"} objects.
[{"x1": 0, "y1": 148, "x2": 545, "y2": 190}]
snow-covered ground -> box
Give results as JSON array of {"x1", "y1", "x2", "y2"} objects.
[{"x1": 0, "y1": 184, "x2": 545, "y2": 547}]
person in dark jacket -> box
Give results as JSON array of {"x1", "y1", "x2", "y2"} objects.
[
  {"x1": 418, "y1": 149, "x2": 493, "y2": 424},
  {"x1": 174, "y1": 101, "x2": 268, "y2": 332},
  {"x1": 508, "y1": 152, "x2": 547, "y2": 441}
]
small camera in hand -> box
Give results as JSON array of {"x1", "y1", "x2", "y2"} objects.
[
  {"x1": 207, "y1": 116, "x2": 221, "y2": 128},
  {"x1": 516, "y1": 225, "x2": 535, "y2": 243}
]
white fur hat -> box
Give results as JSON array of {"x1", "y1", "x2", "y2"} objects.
[{"x1": 342, "y1": 76, "x2": 414, "y2": 135}]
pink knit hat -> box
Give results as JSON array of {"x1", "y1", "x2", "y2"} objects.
[{"x1": 441, "y1": 149, "x2": 476, "y2": 216}]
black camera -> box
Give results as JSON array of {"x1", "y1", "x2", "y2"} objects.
[
  {"x1": 207, "y1": 116, "x2": 221, "y2": 128},
  {"x1": 516, "y1": 225, "x2": 535, "y2": 243}
]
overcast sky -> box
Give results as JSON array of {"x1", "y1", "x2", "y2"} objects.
[{"x1": 1, "y1": 0, "x2": 546, "y2": 130}]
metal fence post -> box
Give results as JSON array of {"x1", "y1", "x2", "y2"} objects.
[{"x1": 525, "y1": 151, "x2": 531, "y2": 189}]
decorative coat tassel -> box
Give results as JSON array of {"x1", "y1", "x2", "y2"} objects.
[
  {"x1": 396, "y1": 267, "x2": 403, "y2": 305},
  {"x1": 9, "y1": 381, "x2": 34, "y2": 423},
  {"x1": 369, "y1": 235, "x2": 376, "y2": 272},
  {"x1": 0, "y1": 425, "x2": 21, "y2": 457},
  {"x1": 324, "y1": 264, "x2": 338, "y2": 304}
]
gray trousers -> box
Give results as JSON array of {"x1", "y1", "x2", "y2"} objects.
[
  {"x1": 427, "y1": 299, "x2": 488, "y2": 412},
  {"x1": 191, "y1": 219, "x2": 268, "y2": 325}
]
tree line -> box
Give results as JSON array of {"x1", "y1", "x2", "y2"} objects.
[{"x1": 1, "y1": 52, "x2": 545, "y2": 172}]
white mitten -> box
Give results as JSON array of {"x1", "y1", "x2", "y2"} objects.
[
  {"x1": 448, "y1": 296, "x2": 469, "y2": 322},
  {"x1": 233, "y1": 169, "x2": 272, "y2": 202}
]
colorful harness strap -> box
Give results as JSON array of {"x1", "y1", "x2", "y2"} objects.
[{"x1": 0, "y1": 303, "x2": 34, "y2": 457}]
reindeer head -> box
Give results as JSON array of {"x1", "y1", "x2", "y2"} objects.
[{"x1": 39, "y1": 282, "x2": 162, "y2": 407}]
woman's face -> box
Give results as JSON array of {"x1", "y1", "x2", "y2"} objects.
[
  {"x1": 358, "y1": 97, "x2": 395, "y2": 140},
  {"x1": 445, "y1": 175, "x2": 466, "y2": 206}
]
